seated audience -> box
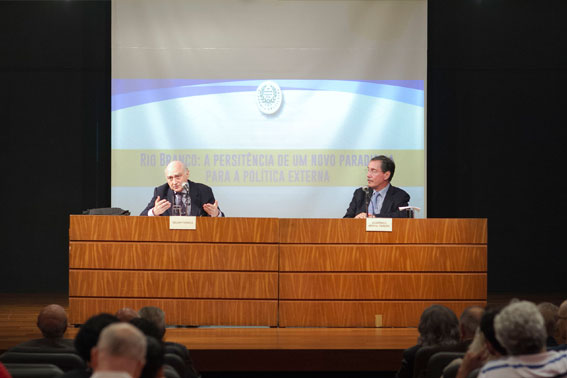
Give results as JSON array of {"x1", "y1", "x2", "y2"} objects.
[
  {"x1": 477, "y1": 300, "x2": 567, "y2": 377},
  {"x1": 7, "y1": 304, "x2": 75, "y2": 352},
  {"x1": 445, "y1": 306, "x2": 508, "y2": 378},
  {"x1": 90, "y1": 322, "x2": 146, "y2": 378},
  {"x1": 116, "y1": 308, "x2": 140, "y2": 323},
  {"x1": 413, "y1": 306, "x2": 484, "y2": 378},
  {"x1": 537, "y1": 301, "x2": 559, "y2": 347},
  {"x1": 60, "y1": 313, "x2": 120, "y2": 378},
  {"x1": 138, "y1": 306, "x2": 200, "y2": 378},
  {"x1": 395, "y1": 304, "x2": 461, "y2": 378}
]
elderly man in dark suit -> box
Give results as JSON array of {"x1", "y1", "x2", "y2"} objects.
[{"x1": 140, "y1": 160, "x2": 223, "y2": 217}]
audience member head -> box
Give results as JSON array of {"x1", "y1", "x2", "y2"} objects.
[
  {"x1": 537, "y1": 301, "x2": 559, "y2": 344},
  {"x1": 459, "y1": 306, "x2": 484, "y2": 341},
  {"x1": 140, "y1": 336, "x2": 165, "y2": 378},
  {"x1": 138, "y1": 306, "x2": 166, "y2": 340},
  {"x1": 91, "y1": 322, "x2": 147, "y2": 378},
  {"x1": 130, "y1": 317, "x2": 163, "y2": 341},
  {"x1": 74, "y1": 313, "x2": 120, "y2": 364},
  {"x1": 494, "y1": 300, "x2": 546, "y2": 356},
  {"x1": 479, "y1": 306, "x2": 508, "y2": 356},
  {"x1": 417, "y1": 304, "x2": 460, "y2": 347},
  {"x1": 556, "y1": 299, "x2": 567, "y2": 345},
  {"x1": 116, "y1": 307, "x2": 140, "y2": 322},
  {"x1": 37, "y1": 304, "x2": 68, "y2": 339}
]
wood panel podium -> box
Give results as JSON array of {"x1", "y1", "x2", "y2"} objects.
[{"x1": 69, "y1": 216, "x2": 486, "y2": 327}]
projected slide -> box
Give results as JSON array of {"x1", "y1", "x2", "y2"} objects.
[
  {"x1": 112, "y1": 79, "x2": 424, "y2": 218},
  {"x1": 111, "y1": 0, "x2": 426, "y2": 217}
]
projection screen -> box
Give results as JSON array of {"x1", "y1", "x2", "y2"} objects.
[{"x1": 111, "y1": 0, "x2": 427, "y2": 218}]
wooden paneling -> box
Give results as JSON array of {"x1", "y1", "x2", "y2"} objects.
[
  {"x1": 70, "y1": 242, "x2": 278, "y2": 271},
  {"x1": 280, "y1": 245, "x2": 487, "y2": 272},
  {"x1": 68, "y1": 298, "x2": 277, "y2": 326},
  {"x1": 279, "y1": 218, "x2": 487, "y2": 244},
  {"x1": 69, "y1": 216, "x2": 278, "y2": 243},
  {"x1": 279, "y1": 301, "x2": 487, "y2": 327},
  {"x1": 69, "y1": 217, "x2": 487, "y2": 327},
  {"x1": 69, "y1": 271, "x2": 278, "y2": 299},
  {"x1": 279, "y1": 273, "x2": 486, "y2": 300}
]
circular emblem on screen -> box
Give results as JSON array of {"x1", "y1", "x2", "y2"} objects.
[{"x1": 256, "y1": 81, "x2": 283, "y2": 115}]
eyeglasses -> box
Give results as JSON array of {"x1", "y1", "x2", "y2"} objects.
[{"x1": 367, "y1": 168, "x2": 384, "y2": 175}]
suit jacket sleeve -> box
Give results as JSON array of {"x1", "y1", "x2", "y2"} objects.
[
  {"x1": 377, "y1": 185, "x2": 411, "y2": 218},
  {"x1": 140, "y1": 184, "x2": 169, "y2": 216},
  {"x1": 343, "y1": 188, "x2": 367, "y2": 218}
]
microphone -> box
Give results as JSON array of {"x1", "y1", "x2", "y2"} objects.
[
  {"x1": 362, "y1": 186, "x2": 371, "y2": 214},
  {"x1": 182, "y1": 182, "x2": 191, "y2": 215}
]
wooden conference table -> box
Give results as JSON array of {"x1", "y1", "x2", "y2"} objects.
[{"x1": 68, "y1": 216, "x2": 487, "y2": 327}]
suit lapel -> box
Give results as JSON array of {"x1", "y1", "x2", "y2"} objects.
[
  {"x1": 165, "y1": 187, "x2": 175, "y2": 216},
  {"x1": 188, "y1": 180, "x2": 201, "y2": 216},
  {"x1": 379, "y1": 185, "x2": 394, "y2": 215}
]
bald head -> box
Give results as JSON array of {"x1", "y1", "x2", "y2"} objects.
[
  {"x1": 92, "y1": 322, "x2": 147, "y2": 378},
  {"x1": 115, "y1": 307, "x2": 140, "y2": 323},
  {"x1": 37, "y1": 304, "x2": 68, "y2": 339},
  {"x1": 164, "y1": 161, "x2": 189, "y2": 193}
]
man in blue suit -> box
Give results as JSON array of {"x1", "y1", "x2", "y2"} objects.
[
  {"x1": 140, "y1": 160, "x2": 223, "y2": 217},
  {"x1": 343, "y1": 155, "x2": 410, "y2": 218}
]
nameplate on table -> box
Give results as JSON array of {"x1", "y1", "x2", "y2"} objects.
[
  {"x1": 169, "y1": 216, "x2": 197, "y2": 230},
  {"x1": 366, "y1": 218, "x2": 392, "y2": 232}
]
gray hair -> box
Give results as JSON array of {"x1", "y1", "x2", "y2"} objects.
[
  {"x1": 97, "y1": 322, "x2": 147, "y2": 362},
  {"x1": 494, "y1": 300, "x2": 546, "y2": 355},
  {"x1": 138, "y1": 306, "x2": 166, "y2": 339}
]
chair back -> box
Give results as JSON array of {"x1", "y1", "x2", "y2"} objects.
[
  {"x1": 3, "y1": 363, "x2": 64, "y2": 378},
  {"x1": 163, "y1": 364, "x2": 181, "y2": 378},
  {"x1": 0, "y1": 352, "x2": 85, "y2": 372},
  {"x1": 425, "y1": 351, "x2": 464, "y2": 378},
  {"x1": 164, "y1": 352, "x2": 186, "y2": 378}
]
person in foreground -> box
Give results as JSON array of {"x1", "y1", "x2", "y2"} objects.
[
  {"x1": 90, "y1": 322, "x2": 146, "y2": 378},
  {"x1": 477, "y1": 300, "x2": 567, "y2": 377},
  {"x1": 140, "y1": 160, "x2": 223, "y2": 217},
  {"x1": 343, "y1": 155, "x2": 410, "y2": 218},
  {"x1": 445, "y1": 306, "x2": 508, "y2": 378}
]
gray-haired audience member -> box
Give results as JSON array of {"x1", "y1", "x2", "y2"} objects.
[
  {"x1": 138, "y1": 307, "x2": 166, "y2": 340},
  {"x1": 8, "y1": 304, "x2": 75, "y2": 352},
  {"x1": 91, "y1": 322, "x2": 147, "y2": 378},
  {"x1": 478, "y1": 300, "x2": 567, "y2": 377}
]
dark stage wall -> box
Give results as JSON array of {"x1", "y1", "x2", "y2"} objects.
[{"x1": 1, "y1": 0, "x2": 565, "y2": 294}]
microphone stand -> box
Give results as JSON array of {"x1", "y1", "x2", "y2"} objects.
[{"x1": 363, "y1": 186, "x2": 371, "y2": 215}]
